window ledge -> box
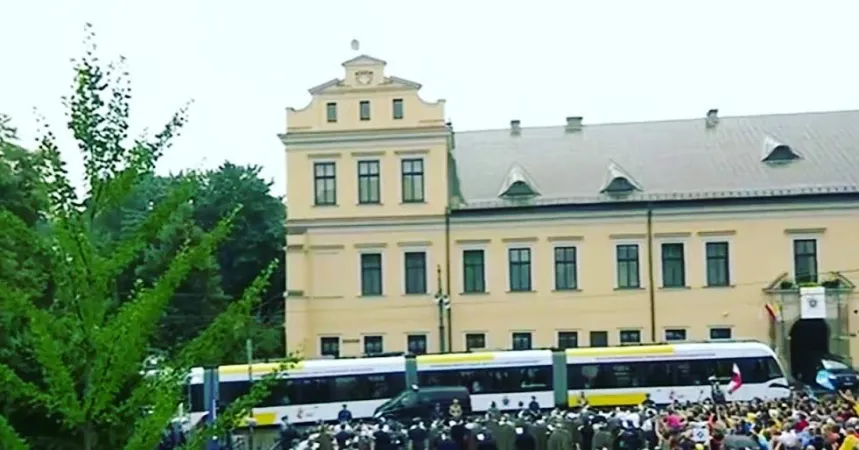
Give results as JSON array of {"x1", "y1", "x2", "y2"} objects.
[
  {"x1": 702, "y1": 284, "x2": 735, "y2": 289},
  {"x1": 614, "y1": 287, "x2": 645, "y2": 291},
  {"x1": 360, "y1": 294, "x2": 385, "y2": 298},
  {"x1": 356, "y1": 202, "x2": 383, "y2": 206},
  {"x1": 460, "y1": 291, "x2": 489, "y2": 296},
  {"x1": 403, "y1": 292, "x2": 430, "y2": 297},
  {"x1": 659, "y1": 286, "x2": 691, "y2": 290},
  {"x1": 400, "y1": 200, "x2": 427, "y2": 205},
  {"x1": 313, "y1": 203, "x2": 338, "y2": 208},
  {"x1": 552, "y1": 289, "x2": 582, "y2": 293},
  {"x1": 507, "y1": 290, "x2": 536, "y2": 294}
]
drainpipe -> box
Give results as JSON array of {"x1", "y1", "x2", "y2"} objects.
[
  {"x1": 445, "y1": 208, "x2": 453, "y2": 353},
  {"x1": 434, "y1": 265, "x2": 448, "y2": 353},
  {"x1": 646, "y1": 205, "x2": 657, "y2": 342}
]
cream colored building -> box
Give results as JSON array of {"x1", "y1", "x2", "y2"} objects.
[{"x1": 280, "y1": 54, "x2": 859, "y2": 377}]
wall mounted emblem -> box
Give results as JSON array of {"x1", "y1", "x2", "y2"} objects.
[
  {"x1": 355, "y1": 70, "x2": 374, "y2": 85},
  {"x1": 800, "y1": 286, "x2": 826, "y2": 319}
]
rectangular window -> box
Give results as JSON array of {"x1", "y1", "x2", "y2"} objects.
[
  {"x1": 706, "y1": 242, "x2": 731, "y2": 287},
  {"x1": 360, "y1": 253, "x2": 383, "y2": 296},
  {"x1": 392, "y1": 98, "x2": 404, "y2": 120},
  {"x1": 616, "y1": 244, "x2": 640, "y2": 288},
  {"x1": 363, "y1": 335, "x2": 383, "y2": 355},
  {"x1": 709, "y1": 328, "x2": 732, "y2": 340},
  {"x1": 665, "y1": 329, "x2": 687, "y2": 341},
  {"x1": 462, "y1": 249, "x2": 486, "y2": 293},
  {"x1": 407, "y1": 334, "x2": 427, "y2": 355},
  {"x1": 359, "y1": 100, "x2": 370, "y2": 121},
  {"x1": 404, "y1": 252, "x2": 427, "y2": 294},
  {"x1": 557, "y1": 331, "x2": 579, "y2": 349},
  {"x1": 661, "y1": 243, "x2": 686, "y2": 287},
  {"x1": 465, "y1": 333, "x2": 486, "y2": 351},
  {"x1": 620, "y1": 330, "x2": 641, "y2": 345},
  {"x1": 313, "y1": 162, "x2": 337, "y2": 206},
  {"x1": 326, "y1": 102, "x2": 337, "y2": 123},
  {"x1": 508, "y1": 248, "x2": 532, "y2": 292},
  {"x1": 357, "y1": 160, "x2": 380, "y2": 204},
  {"x1": 589, "y1": 331, "x2": 608, "y2": 347},
  {"x1": 793, "y1": 239, "x2": 818, "y2": 284},
  {"x1": 401, "y1": 159, "x2": 425, "y2": 202},
  {"x1": 320, "y1": 336, "x2": 340, "y2": 358},
  {"x1": 554, "y1": 246, "x2": 578, "y2": 290},
  {"x1": 512, "y1": 332, "x2": 532, "y2": 350}
]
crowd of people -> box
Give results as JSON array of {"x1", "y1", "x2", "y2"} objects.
[{"x1": 273, "y1": 390, "x2": 859, "y2": 450}]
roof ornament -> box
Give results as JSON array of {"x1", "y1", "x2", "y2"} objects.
[
  {"x1": 600, "y1": 160, "x2": 643, "y2": 195},
  {"x1": 498, "y1": 164, "x2": 540, "y2": 198},
  {"x1": 761, "y1": 135, "x2": 801, "y2": 163},
  {"x1": 351, "y1": 39, "x2": 360, "y2": 51}
]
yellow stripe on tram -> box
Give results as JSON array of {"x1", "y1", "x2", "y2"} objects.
[
  {"x1": 565, "y1": 345, "x2": 676, "y2": 358},
  {"x1": 568, "y1": 392, "x2": 648, "y2": 407},
  {"x1": 417, "y1": 353, "x2": 496, "y2": 365},
  {"x1": 239, "y1": 412, "x2": 278, "y2": 427},
  {"x1": 218, "y1": 361, "x2": 303, "y2": 376}
]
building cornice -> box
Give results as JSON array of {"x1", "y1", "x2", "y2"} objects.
[{"x1": 280, "y1": 126, "x2": 450, "y2": 149}]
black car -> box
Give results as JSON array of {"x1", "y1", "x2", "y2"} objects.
[{"x1": 374, "y1": 386, "x2": 471, "y2": 421}]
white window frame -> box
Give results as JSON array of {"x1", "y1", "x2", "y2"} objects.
[
  {"x1": 458, "y1": 243, "x2": 490, "y2": 294},
  {"x1": 551, "y1": 241, "x2": 580, "y2": 291},
  {"x1": 663, "y1": 328, "x2": 688, "y2": 342},
  {"x1": 655, "y1": 237, "x2": 688, "y2": 288},
  {"x1": 401, "y1": 246, "x2": 432, "y2": 295},
  {"x1": 708, "y1": 326, "x2": 733, "y2": 340},
  {"x1": 612, "y1": 239, "x2": 645, "y2": 289},
  {"x1": 463, "y1": 331, "x2": 488, "y2": 351},
  {"x1": 701, "y1": 236, "x2": 734, "y2": 287},
  {"x1": 405, "y1": 332, "x2": 430, "y2": 354},
  {"x1": 788, "y1": 233, "x2": 823, "y2": 283},
  {"x1": 354, "y1": 157, "x2": 383, "y2": 205},
  {"x1": 399, "y1": 155, "x2": 427, "y2": 203},
  {"x1": 505, "y1": 242, "x2": 536, "y2": 292},
  {"x1": 356, "y1": 248, "x2": 385, "y2": 297}
]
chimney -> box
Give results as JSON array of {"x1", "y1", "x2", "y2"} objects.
[
  {"x1": 565, "y1": 116, "x2": 583, "y2": 132},
  {"x1": 706, "y1": 109, "x2": 719, "y2": 128},
  {"x1": 510, "y1": 120, "x2": 521, "y2": 136}
]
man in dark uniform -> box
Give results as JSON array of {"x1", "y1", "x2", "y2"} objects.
[
  {"x1": 496, "y1": 416, "x2": 517, "y2": 450},
  {"x1": 515, "y1": 423, "x2": 536, "y2": 450},
  {"x1": 532, "y1": 420, "x2": 549, "y2": 450}
]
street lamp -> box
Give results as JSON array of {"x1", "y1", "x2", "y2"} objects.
[{"x1": 435, "y1": 265, "x2": 450, "y2": 353}]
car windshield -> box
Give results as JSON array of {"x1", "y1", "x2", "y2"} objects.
[
  {"x1": 388, "y1": 390, "x2": 415, "y2": 407},
  {"x1": 822, "y1": 359, "x2": 851, "y2": 371}
]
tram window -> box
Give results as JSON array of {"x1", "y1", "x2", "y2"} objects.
[
  {"x1": 219, "y1": 372, "x2": 406, "y2": 408},
  {"x1": 567, "y1": 356, "x2": 783, "y2": 390},
  {"x1": 418, "y1": 365, "x2": 552, "y2": 394},
  {"x1": 189, "y1": 383, "x2": 206, "y2": 412}
]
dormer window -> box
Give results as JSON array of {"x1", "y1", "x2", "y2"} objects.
[
  {"x1": 498, "y1": 164, "x2": 540, "y2": 199},
  {"x1": 600, "y1": 161, "x2": 642, "y2": 196},
  {"x1": 762, "y1": 136, "x2": 800, "y2": 163},
  {"x1": 326, "y1": 102, "x2": 337, "y2": 123},
  {"x1": 602, "y1": 177, "x2": 637, "y2": 193},
  {"x1": 359, "y1": 101, "x2": 371, "y2": 121}
]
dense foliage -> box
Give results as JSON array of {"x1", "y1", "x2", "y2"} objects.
[{"x1": 0, "y1": 25, "x2": 287, "y2": 450}]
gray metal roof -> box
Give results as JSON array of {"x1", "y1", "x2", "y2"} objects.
[{"x1": 451, "y1": 110, "x2": 859, "y2": 209}]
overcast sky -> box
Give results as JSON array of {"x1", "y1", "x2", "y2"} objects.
[{"x1": 2, "y1": 1, "x2": 857, "y2": 197}]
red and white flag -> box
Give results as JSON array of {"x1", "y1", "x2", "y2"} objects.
[{"x1": 727, "y1": 363, "x2": 743, "y2": 393}]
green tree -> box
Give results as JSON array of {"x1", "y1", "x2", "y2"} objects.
[
  {"x1": 192, "y1": 163, "x2": 286, "y2": 359},
  {"x1": 0, "y1": 25, "x2": 284, "y2": 450}
]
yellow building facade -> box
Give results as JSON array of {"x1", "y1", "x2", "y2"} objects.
[{"x1": 280, "y1": 55, "x2": 859, "y2": 376}]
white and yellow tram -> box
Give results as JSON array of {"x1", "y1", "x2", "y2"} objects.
[{"x1": 186, "y1": 340, "x2": 789, "y2": 427}]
